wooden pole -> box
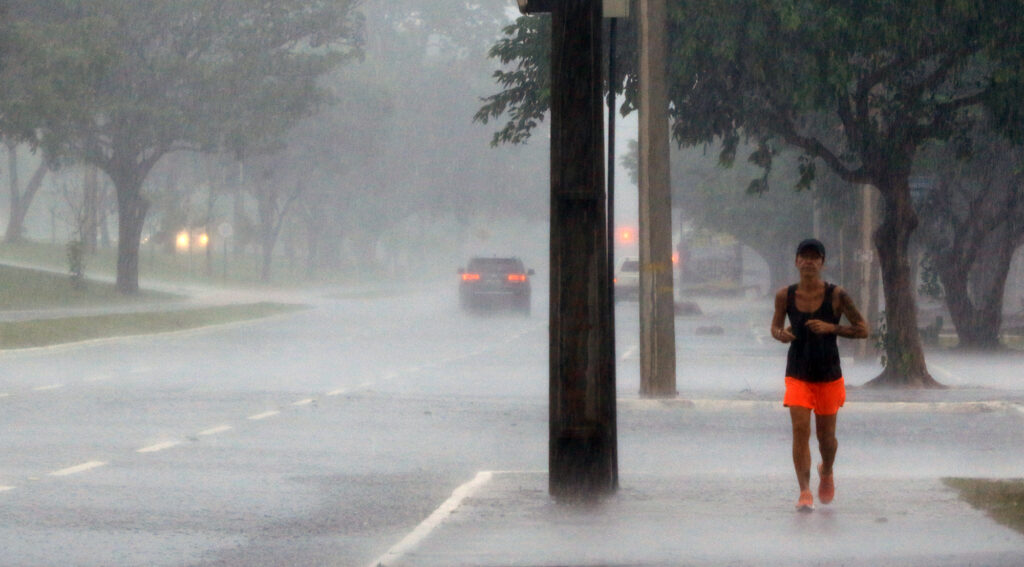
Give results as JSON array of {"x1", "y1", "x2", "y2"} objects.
[
  {"x1": 637, "y1": 0, "x2": 677, "y2": 397},
  {"x1": 547, "y1": 0, "x2": 617, "y2": 500}
]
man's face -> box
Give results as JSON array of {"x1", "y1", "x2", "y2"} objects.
[{"x1": 795, "y1": 251, "x2": 824, "y2": 274}]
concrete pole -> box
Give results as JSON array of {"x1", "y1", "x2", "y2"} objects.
[
  {"x1": 637, "y1": 0, "x2": 677, "y2": 397},
  {"x1": 857, "y1": 184, "x2": 876, "y2": 361},
  {"x1": 546, "y1": 0, "x2": 617, "y2": 500}
]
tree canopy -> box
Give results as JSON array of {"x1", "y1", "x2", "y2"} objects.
[
  {"x1": 7, "y1": 0, "x2": 364, "y2": 293},
  {"x1": 477, "y1": 1, "x2": 1024, "y2": 387}
]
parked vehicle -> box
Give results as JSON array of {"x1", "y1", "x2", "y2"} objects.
[
  {"x1": 614, "y1": 256, "x2": 640, "y2": 301},
  {"x1": 458, "y1": 256, "x2": 534, "y2": 315}
]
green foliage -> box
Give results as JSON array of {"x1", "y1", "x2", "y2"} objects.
[
  {"x1": 479, "y1": 1, "x2": 1024, "y2": 180},
  {"x1": 0, "y1": 302, "x2": 305, "y2": 350},
  {"x1": 0, "y1": 263, "x2": 177, "y2": 309},
  {"x1": 478, "y1": 0, "x2": 1024, "y2": 385},
  {"x1": 473, "y1": 15, "x2": 551, "y2": 146},
  {"x1": 944, "y1": 478, "x2": 1024, "y2": 536},
  {"x1": 474, "y1": 13, "x2": 637, "y2": 147},
  {"x1": 4, "y1": 1, "x2": 365, "y2": 292}
]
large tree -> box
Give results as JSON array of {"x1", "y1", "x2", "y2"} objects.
[
  {"x1": 477, "y1": 3, "x2": 1024, "y2": 387},
  {"x1": 17, "y1": 1, "x2": 362, "y2": 293},
  {"x1": 662, "y1": 1, "x2": 1024, "y2": 387},
  {"x1": 916, "y1": 119, "x2": 1024, "y2": 349}
]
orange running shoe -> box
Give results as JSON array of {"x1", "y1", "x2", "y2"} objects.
[
  {"x1": 818, "y1": 464, "x2": 835, "y2": 505},
  {"x1": 796, "y1": 489, "x2": 814, "y2": 512}
]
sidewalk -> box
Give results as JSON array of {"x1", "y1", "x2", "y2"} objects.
[
  {"x1": 380, "y1": 471, "x2": 1024, "y2": 567},
  {"x1": 372, "y1": 398, "x2": 1024, "y2": 567}
]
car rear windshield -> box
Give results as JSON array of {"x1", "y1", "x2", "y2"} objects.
[
  {"x1": 620, "y1": 259, "x2": 640, "y2": 272},
  {"x1": 468, "y1": 258, "x2": 524, "y2": 273}
]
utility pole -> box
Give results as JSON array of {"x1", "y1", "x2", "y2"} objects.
[
  {"x1": 637, "y1": 0, "x2": 677, "y2": 397},
  {"x1": 518, "y1": 0, "x2": 618, "y2": 501}
]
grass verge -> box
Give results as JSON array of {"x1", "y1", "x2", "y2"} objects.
[
  {"x1": 943, "y1": 478, "x2": 1024, "y2": 535},
  {"x1": 0, "y1": 264, "x2": 179, "y2": 309},
  {"x1": 0, "y1": 302, "x2": 307, "y2": 349}
]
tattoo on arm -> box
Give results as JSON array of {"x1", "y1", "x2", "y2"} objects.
[{"x1": 834, "y1": 289, "x2": 868, "y2": 339}]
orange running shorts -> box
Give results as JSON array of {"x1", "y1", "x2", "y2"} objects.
[{"x1": 784, "y1": 376, "x2": 846, "y2": 415}]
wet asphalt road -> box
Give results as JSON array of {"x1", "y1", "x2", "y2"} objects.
[{"x1": 0, "y1": 286, "x2": 1022, "y2": 566}]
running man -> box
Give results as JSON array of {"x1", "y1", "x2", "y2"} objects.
[{"x1": 770, "y1": 238, "x2": 868, "y2": 511}]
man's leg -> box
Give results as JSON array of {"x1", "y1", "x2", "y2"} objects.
[
  {"x1": 815, "y1": 413, "x2": 838, "y2": 475},
  {"x1": 790, "y1": 407, "x2": 812, "y2": 492},
  {"x1": 815, "y1": 412, "x2": 837, "y2": 504}
]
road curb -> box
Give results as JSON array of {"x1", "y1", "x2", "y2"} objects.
[{"x1": 617, "y1": 397, "x2": 1023, "y2": 414}]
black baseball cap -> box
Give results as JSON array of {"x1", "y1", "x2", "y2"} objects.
[{"x1": 796, "y1": 238, "x2": 826, "y2": 258}]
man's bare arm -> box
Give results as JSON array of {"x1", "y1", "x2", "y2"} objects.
[
  {"x1": 771, "y1": 288, "x2": 795, "y2": 342},
  {"x1": 834, "y1": 287, "x2": 868, "y2": 339}
]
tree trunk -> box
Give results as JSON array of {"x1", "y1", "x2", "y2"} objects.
[
  {"x1": 4, "y1": 145, "x2": 48, "y2": 244},
  {"x1": 82, "y1": 167, "x2": 100, "y2": 252},
  {"x1": 5, "y1": 143, "x2": 20, "y2": 243},
  {"x1": 865, "y1": 178, "x2": 942, "y2": 388},
  {"x1": 112, "y1": 167, "x2": 151, "y2": 294},
  {"x1": 938, "y1": 229, "x2": 1019, "y2": 350},
  {"x1": 764, "y1": 246, "x2": 793, "y2": 295},
  {"x1": 258, "y1": 192, "x2": 277, "y2": 283}
]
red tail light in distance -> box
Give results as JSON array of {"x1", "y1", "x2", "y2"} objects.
[
  {"x1": 461, "y1": 273, "x2": 480, "y2": 281},
  {"x1": 507, "y1": 273, "x2": 528, "y2": 283}
]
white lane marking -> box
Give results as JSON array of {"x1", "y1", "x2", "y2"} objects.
[
  {"x1": 327, "y1": 388, "x2": 347, "y2": 396},
  {"x1": 620, "y1": 345, "x2": 639, "y2": 362},
  {"x1": 292, "y1": 398, "x2": 315, "y2": 406},
  {"x1": 198, "y1": 425, "x2": 233, "y2": 436},
  {"x1": 34, "y1": 384, "x2": 63, "y2": 392},
  {"x1": 367, "y1": 470, "x2": 494, "y2": 567},
  {"x1": 136, "y1": 441, "x2": 181, "y2": 453},
  {"x1": 247, "y1": 410, "x2": 280, "y2": 421},
  {"x1": 50, "y1": 461, "x2": 107, "y2": 477},
  {"x1": 0, "y1": 485, "x2": 14, "y2": 492},
  {"x1": 0, "y1": 393, "x2": 9, "y2": 399}
]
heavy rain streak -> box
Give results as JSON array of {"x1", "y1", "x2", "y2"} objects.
[{"x1": 0, "y1": 1, "x2": 1022, "y2": 566}]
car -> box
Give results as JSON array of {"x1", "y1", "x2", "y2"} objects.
[
  {"x1": 614, "y1": 256, "x2": 640, "y2": 301},
  {"x1": 458, "y1": 256, "x2": 534, "y2": 315}
]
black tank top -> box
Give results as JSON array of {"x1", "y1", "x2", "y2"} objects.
[{"x1": 785, "y1": 283, "x2": 843, "y2": 383}]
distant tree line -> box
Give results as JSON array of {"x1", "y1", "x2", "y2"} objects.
[{"x1": 0, "y1": 0, "x2": 549, "y2": 289}]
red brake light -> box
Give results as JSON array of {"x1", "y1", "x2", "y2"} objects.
[
  {"x1": 462, "y1": 273, "x2": 480, "y2": 281},
  {"x1": 507, "y1": 273, "x2": 527, "y2": 282}
]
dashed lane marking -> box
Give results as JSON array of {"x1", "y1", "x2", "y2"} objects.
[
  {"x1": 247, "y1": 410, "x2": 280, "y2": 421},
  {"x1": 0, "y1": 393, "x2": 9, "y2": 399},
  {"x1": 137, "y1": 441, "x2": 182, "y2": 453},
  {"x1": 367, "y1": 470, "x2": 494, "y2": 567},
  {"x1": 326, "y1": 388, "x2": 347, "y2": 396},
  {"x1": 292, "y1": 398, "x2": 315, "y2": 406},
  {"x1": 33, "y1": 384, "x2": 63, "y2": 392},
  {"x1": 49, "y1": 461, "x2": 107, "y2": 477},
  {"x1": 198, "y1": 425, "x2": 233, "y2": 436}
]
